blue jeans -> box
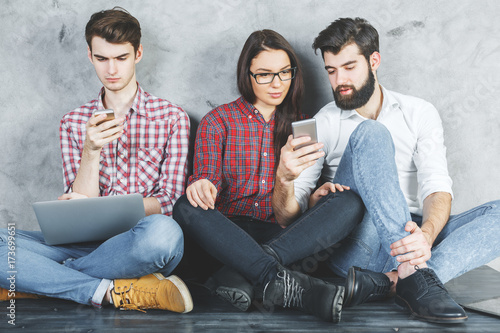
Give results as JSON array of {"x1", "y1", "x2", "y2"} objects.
[
  {"x1": 0, "y1": 214, "x2": 184, "y2": 306},
  {"x1": 173, "y1": 189, "x2": 364, "y2": 286},
  {"x1": 327, "y1": 120, "x2": 500, "y2": 283}
]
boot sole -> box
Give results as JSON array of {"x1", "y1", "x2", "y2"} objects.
[
  {"x1": 344, "y1": 267, "x2": 356, "y2": 307},
  {"x1": 215, "y1": 286, "x2": 252, "y2": 312},
  {"x1": 155, "y1": 273, "x2": 194, "y2": 313},
  {"x1": 395, "y1": 295, "x2": 468, "y2": 324},
  {"x1": 332, "y1": 285, "x2": 345, "y2": 323}
]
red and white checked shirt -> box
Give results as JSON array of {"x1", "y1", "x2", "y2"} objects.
[
  {"x1": 188, "y1": 97, "x2": 277, "y2": 223},
  {"x1": 59, "y1": 84, "x2": 190, "y2": 216}
]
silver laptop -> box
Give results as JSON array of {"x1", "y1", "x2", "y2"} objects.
[{"x1": 33, "y1": 194, "x2": 145, "y2": 245}]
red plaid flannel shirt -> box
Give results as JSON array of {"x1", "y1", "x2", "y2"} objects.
[
  {"x1": 188, "y1": 97, "x2": 277, "y2": 223},
  {"x1": 59, "y1": 84, "x2": 190, "y2": 216}
]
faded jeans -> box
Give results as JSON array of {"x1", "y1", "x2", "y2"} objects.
[
  {"x1": 327, "y1": 120, "x2": 500, "y2": 283},
  {"x1": 0, "y1": 214, "x2": 184, "y2": 306}
]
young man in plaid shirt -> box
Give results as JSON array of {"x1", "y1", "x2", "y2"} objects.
[{"x1": 0, "y1": 8, "x2": 192, "y2": 313}]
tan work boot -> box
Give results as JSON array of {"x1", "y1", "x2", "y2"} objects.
[
  {"x1": 0, "y1": 287, "x2": 43, "y2": 301},
  {"x1": 111, "y1": 273, "x2": 193, "y2": 313}
]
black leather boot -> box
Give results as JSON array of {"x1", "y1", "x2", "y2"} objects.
[
  {"x1": 204, "y1": 266, "x2": 254, "y2": 311},
  {"x1": 395, "y1": 267, "x2": 468, "y2": 324},
  {"x1": 263, "y1": 266, "x2": 344, "y2": 322},
  {"x1": 344, "y1": 266, "x2": 392, "y2": 307}
]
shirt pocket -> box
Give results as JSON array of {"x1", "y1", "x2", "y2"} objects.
[{"x1": 137, "y1": 147, "x2": 163, "y2": 193}]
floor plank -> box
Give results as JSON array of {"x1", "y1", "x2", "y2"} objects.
[{"x1": 1, "y1": 266, "x2": 500, "y2": 332}]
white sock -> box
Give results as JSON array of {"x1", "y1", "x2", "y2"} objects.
[{"x1": 108, "y1": 281, "x2": 114, "y2": 305}]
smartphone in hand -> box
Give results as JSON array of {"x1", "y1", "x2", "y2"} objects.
[
  {"x1": 292, "y1": 118, "x2": 318, "y2": 150},
  {"x1": 93, "y1": 109, "x2": 115, "y2": 126}
]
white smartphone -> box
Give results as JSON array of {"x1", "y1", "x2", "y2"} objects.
[
  {"x1": 292, "y1": 118, "x2": 318, "y2": 150},
  {"x1": 93, "y1": 109, "x2": 115, "y2": 125}
]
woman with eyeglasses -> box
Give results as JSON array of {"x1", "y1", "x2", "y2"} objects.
[{"x1": 173, "y1": 30, "x2": 363, "y2": 323}]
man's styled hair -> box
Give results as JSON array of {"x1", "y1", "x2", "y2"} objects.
[
  {"x1": 236, "y1": 29, "x2": 304, "y2": 168},
  {"x1": 85, "y1": 7, "x2": 141, "y2": 53},
  {"x1": 312, "y1": 17, "x2": 379, "y2": 61}
]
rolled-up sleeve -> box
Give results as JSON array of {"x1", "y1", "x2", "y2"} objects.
[
  {"x1": 413, "y1": 104, "x2": 453, "y2": 202},
  {"x1": 187, "y1": 112, "x2": 224, "y2": 193},
  {"x1": 155, "y1": 111, "x2": 191, "y2": 215}
]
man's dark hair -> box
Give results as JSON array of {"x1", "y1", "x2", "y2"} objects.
[
  {"x1": 85, "y1": 7, "x2": 141, "y2": 54},
  {"x1": 312, "y1": 17, "x2": 379, "y2": 61}
]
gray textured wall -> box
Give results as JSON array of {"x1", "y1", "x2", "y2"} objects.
[{"x1": 1, "y1": 0, "x2": 499, "y2": 231}]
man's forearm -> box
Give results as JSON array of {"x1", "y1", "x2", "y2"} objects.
[
  {"x1": 421, "y1": 192, "x2": 452, "y2": 245},
  {"x1": 143, "y1": 197, "x2": 162, "y2": 216},
  {"x1": 71, "y1": 148, "x2": 101, "y2": 197},
  {"x1": 272, "y1": 177, "x2": 302, "y2": 227}
]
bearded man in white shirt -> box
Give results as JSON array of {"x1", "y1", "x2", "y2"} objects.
[{"x1": 272, "y1": 17, "x2": 500, "y2": 324}]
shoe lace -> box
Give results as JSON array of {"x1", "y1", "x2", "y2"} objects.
[
  {"x1": 416, "y1": 266, "x2": 445, "y2": 294},
  {"x1": 280, "y1": 270, "x2": 304, "y2": 309},
  {"x1": 113, "y1": 283, "x2": 159, "y2": 313}
]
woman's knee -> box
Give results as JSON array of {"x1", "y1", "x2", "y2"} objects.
[{"x1": 173, "y1": 194, "x2": 198, "y2": 227}]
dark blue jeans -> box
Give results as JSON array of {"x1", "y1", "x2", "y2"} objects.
[{"x1": 173, "y1": 190, "x2": 363, "y2": 286}]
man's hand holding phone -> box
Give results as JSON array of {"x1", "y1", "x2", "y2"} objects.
[{"x1": 85, "y1": 109, "x2": 125, "y2": 152}]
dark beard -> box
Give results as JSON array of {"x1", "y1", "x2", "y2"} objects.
[{"x1": 333, "y1": 69, "x2": 375, "y2": 110}]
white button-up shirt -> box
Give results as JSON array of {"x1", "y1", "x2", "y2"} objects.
[{"x1": 294, "y1": 86, "x2": 453, "y2": 216}]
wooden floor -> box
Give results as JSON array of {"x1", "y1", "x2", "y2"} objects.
[{"x1": 2, "y1": 266, "x2": 500, "y2": 332}]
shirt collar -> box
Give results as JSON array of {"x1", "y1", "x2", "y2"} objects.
[
  {"x1": 339, "y1": 85, "x2": 399, "y2": 120},
  {"x1": 96, "y1": 82, "x2": 146, "y2": 116},
  {"x1": 237, "y1": 96, "x2": 276, "y2": 123}
]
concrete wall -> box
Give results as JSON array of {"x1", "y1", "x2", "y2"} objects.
[{"x1": 1, "y1": 0, "x2": 499, "y2": 231}]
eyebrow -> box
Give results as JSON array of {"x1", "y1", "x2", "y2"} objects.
[
  {"x1": 254, "y1": 64, "x2": 292, "y2": 72},
  {"x1": 325, "y1": 60, "x2": 357, "y2": 70},
  {"x1": 93, "y1": 53, "x2": 130, "y2": 59}
]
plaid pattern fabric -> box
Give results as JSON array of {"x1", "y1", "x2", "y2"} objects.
[
  {"x1": 188, "y1": 97, "x2": 277, "y2": 223},
  {"x1": 59, "y1": 84, "x2": 190, "y2": 216}
]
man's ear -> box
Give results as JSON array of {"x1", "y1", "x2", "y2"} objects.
[
  {"x1": 370, "y1": 51, "x2": 381, "y2": 71},
  {"x1": 87, "y1": 46, "x2": 93, "y2": 63},
  {"x1": 134, "y1": 44, "x2": 143, "y2": 64}
]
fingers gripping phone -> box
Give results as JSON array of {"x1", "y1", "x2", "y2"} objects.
[
  {"x1": 292, "y1": 118, "x2": 318, "y2": 150},
  {"x1": 93, "y1": 109, "x2": 115, "y2": 126}
]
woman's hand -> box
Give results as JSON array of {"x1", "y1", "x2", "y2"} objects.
[
  {"x1": 186, "y1": 179, "x2": 218, "y2": 210},
  {"x1": 276, "y1": 135, "x2": 324, "y2": 184}
]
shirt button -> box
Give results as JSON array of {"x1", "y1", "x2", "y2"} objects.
[
  {"x1": 263, "y1": 152, "x2": 268, "y2": 157},
  {"x1": 254, "y1": 203, "x2": 259, "y2": 207},
  {"x1": 261, "y1": 180, "x2": 266, "y2": 184},
  {"x1": 254, "y1": 110, "x2": 259, "y2": 114},
  {"x1": 248, "y1": 115, "x2": 253, "y2": 119}
]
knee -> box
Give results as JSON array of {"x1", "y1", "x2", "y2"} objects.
[
  {"x1": 133, "y1": 215, "x2": 184, "y2": 257},
  {"x1": 338, "y1": 190, "x2": 365, "y2": 224},
  {"x1": 351, "y1": 120, "x2": 393, "y2": 147},
  {"x1": 173, "y1": 194, "x2": 204, "y2": 230}
]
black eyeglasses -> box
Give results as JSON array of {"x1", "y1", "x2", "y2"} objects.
[{"x1": 249, "y1": 67, "x2": 297, "y2": 84}]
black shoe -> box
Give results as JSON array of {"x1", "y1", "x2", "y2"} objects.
[
  {"x1": 204, "y1": 266, "x2": 254, "y2": 311},
  {"x1": 263, "y1": 266, "x2": 344, "y2": 322},
  {"x1": 395, "y1": 267, "x2": 468, "y2": 324},
  {"x1": 344, "y1": 266, "x2": 391, "y2": 307}
]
